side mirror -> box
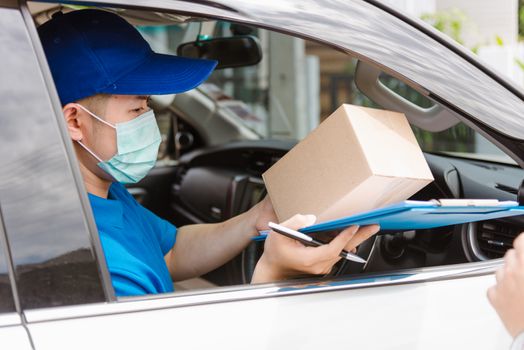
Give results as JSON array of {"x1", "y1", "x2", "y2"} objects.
[{"x1": 177, "y1": 36, "x2": 262, "y2": 69}]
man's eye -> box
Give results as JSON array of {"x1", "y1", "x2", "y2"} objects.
[{"x1": 132, "y1": 107, "x2": 143, "y2": 113}]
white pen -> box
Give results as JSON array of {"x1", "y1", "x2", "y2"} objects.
[{"x1": 264, "y1": 222, "x2": 367, "y2": 264}]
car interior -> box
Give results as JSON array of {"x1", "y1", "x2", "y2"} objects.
[{"x1": 30, "y1": 3, "x2": 524, "y2": 293}]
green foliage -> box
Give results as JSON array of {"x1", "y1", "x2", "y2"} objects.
[
  {"x1": 421, "y1": 8, "x2": 467, "y2": 45},
  {"x1": 495, "y1": 35, "x2": 505, "y2": 46},
  {"x1": 519, "y1": 0, "x2": 524, "y2": 39},
  {"x1": 515, "y1": 57, "x2": 524, "y2": 71}
]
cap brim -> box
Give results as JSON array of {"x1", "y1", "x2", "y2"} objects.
[{"x1": 100, "y1": 52, "x2": 218, "y2": 95}]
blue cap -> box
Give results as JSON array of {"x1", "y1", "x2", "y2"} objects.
[{"x1": 38, "y1": 9, "x2": 218, "y2": 105}]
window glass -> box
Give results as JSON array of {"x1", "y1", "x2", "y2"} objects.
[
  {"x1": 156, "y1": 111, "x2": 172, "y2": 161},
  {"x1": 378, "y1": 74, "x2": 515, "y2": 165},
  {"x1": 29, "y1": 5, "x2": 514, "y2": 298},
  {"x1": 0, "y1": 209, "x2": 15, "y2": 313},
  {"x1": 4, "y1": 4, "x2": 107, "y2": 309},
  {"x1": 133, "y1": 17, "x2": 515, "y2": 289},
  {"x1": 140, "y1": 21, "x2": 513, "y2": 165}
]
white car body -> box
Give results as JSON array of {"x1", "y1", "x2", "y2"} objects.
[{"x1": 20, "y1": 263, "x2": 511, "y2": 349}]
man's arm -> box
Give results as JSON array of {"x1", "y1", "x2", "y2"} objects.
[
  {"x1": 164, "y1": 210, "x2": 257, "y2": 281},
  {"x1": 164, "y1": 196, "x2": 271, "y2": 281},
  {"x1": 165, "y1": 196, "x2": 380, "y2": 283}
]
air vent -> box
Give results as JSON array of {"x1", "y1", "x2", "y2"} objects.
[
  {"x1": 477, "y1": 221, "x2": 521, "y2": 259},
  {"x1": 495, "y1": 183, "x2": 518, "y2": 195}
]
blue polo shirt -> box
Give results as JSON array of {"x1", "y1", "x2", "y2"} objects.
[{"x1": 88, "y1": 182, "x2": 177, "y2": 297}]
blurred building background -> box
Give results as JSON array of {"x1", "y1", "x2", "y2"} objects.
[
  {"x1": 27, "y1": 1, "x2": 520, "y2": 163},
  {"x1": 132, "y1": 1, "x2": 521, "y2": 159},
  {"x1": 382, "y1": 0, "x2": 524, "y2": 87}
]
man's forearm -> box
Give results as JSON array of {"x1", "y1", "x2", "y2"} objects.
[{"x1": 165, "y1": 208, "x2": 258, "y2": 281}]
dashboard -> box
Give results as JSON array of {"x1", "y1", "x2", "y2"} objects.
[{"x1": 169, "y1": 140, "x2": 524, "y2": 282}]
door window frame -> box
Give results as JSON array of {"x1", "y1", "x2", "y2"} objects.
[
  {"x1": 23, "y1": 0, "x2": 508, "y2": 312},
  {"x1": 0, "y1": 1, "x2": 112, "y2": 311}
]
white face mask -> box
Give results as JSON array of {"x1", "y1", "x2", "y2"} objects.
[{"x1": 75, "y1": 103, "x2": 161, "y2": 184}]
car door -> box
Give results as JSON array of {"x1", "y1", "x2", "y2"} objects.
[
  {"x1": 15, "y1": 0, "x2": 523, "y2": 349},
  {"x1": 0, "y1": 1, "x2": 113, "y2": 348},
  {"x1": 0, "y1": 201, "x2": 31, "y2": 349},
  {"x1": 22, "y1": 263, "x2": 509, "y2": 349},
  {"x1": 0, "y1": 4, "x2": 31, "y2": 349}
]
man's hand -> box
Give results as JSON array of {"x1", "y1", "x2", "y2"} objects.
[
  {"x1": 251, "y1": 214, "x2": 380, "y2": 283},
  {"x1": 488, "y1": 233, "x2": 524, "y2": 338}
]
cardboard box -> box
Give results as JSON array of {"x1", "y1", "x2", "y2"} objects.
[{"x1": 262, "y1": 104, "x2": 434, "y2": 222}]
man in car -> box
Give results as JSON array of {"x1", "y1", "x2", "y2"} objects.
[
  {"x1": 38, "y1": 9, "x2": 379, "y2": 296},
  {"x1": 488, "y1": 233, "x2": 524, "y2": 349}
]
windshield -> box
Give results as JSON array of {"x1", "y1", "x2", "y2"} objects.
[{"x1": 140, "y1": 21, "x2": 516, "y2": 165}]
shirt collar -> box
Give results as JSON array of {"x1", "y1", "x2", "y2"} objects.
[{"x1": 88, "y1": 186, "x2": 124, "y2": 230}]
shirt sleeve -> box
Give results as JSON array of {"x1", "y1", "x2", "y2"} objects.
[
  {"x1": 116, "y1": 183, "x2": 177, "y2": 255},
  {"x1": 140, "y1": 205, "x2": 177, "y2": 255}
]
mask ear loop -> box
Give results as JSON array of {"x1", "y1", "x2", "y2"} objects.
[
  {"x1": 73, "y1": 103, "x2": 114, "y2": 163},
  {"x1": 74, "y1": 103, "x2": 116, "y2": 129},
  {"x1": 76, "y1": 139, "x2": 104, "y2": 163}
]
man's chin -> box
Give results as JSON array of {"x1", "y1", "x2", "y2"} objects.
[{"x1": 93, "y1": 165, "x2": 116, "y2": 183}]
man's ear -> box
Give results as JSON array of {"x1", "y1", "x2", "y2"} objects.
[{"x1": 62, "y1": 103, "x2": 84, "y2": 142}]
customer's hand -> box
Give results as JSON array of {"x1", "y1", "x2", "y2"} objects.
[
  {"x1": 251, "y1": 214, "x2": 380, "y2": 283},
  {"x1": 488, "y1": 233, "x2": 524, "y2": 337}
]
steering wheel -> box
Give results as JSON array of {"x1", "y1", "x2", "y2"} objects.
[
  {"x1": 240, "y1": 187, "x2": 267, "y2": 283},
  {"x1": 333, "y1": 233, "x2": 378, "y2": 276}
]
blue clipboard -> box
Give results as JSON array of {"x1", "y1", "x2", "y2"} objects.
[{"x1": 253, "y1": 199, "x2": 524, "y2": 241}]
